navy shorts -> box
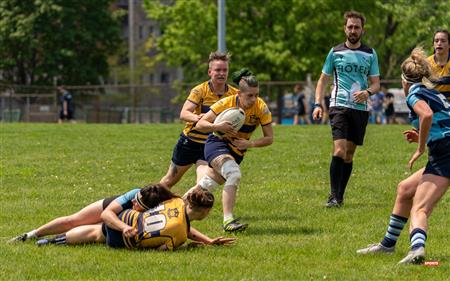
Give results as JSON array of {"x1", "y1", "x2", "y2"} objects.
[
  {"x1": 102, "y1": 195, "x2": 120, "y2": 209},
  {"x1": 424, "y1": 137, "x2": 450, "y2": 178},
  {"x1": 329, "y1": 106, "x2": 369, "y2": 145},
  {"x1": 171, "y1": 134, "x2": 206, "y2": 166},
  {"x1": 204, "y1": 135, "x2": 243, "y2": 165},
  {"x1": 102, "y1": 223, "x2": 126, "y2": 248},
  {"x1": 59, "y1": 110, "x2": 74, "y2": 120}
]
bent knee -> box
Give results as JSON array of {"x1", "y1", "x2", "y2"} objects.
[{"x1": 396, "y1": 181, "x2": 417, "y2": 199}]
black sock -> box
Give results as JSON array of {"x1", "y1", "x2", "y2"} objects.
[
  {"x1": 329, "y1": 156, "x2": 344, "y2": 198},
  {"x1": 338, "y1": 162, "x2": 353, "y2": 202},
  {"x1": 51, "y1": 234, "x2": 67, "y2": 245}
]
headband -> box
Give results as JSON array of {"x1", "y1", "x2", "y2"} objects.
[
  {"x1": 401, "y1": 73, "x2": 422, "y2": 84},
  {"x1": 134, "y1": 191, "x2": 150, "y2": 210}
]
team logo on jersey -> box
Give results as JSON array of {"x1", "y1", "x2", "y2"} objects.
[
  {"x1": 167, "y1": 208, "x2": 180, "y2": 218},
  {"x1": 249, "y1": 114, "x2": 259, "y2": 124}
]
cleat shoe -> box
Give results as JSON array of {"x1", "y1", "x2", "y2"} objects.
[
  {"x1": 36, "y1": 239, "x2": 51, "y2": 247},
  {"x1": 325, "y1": 196, "x2": 341, "y2": 208},
  {"x1": 223, "y1": 218, "x2": 248, "y2": 232},
  {"x1": 398, "y1": 247, "x2": 425, "y2": 265},
  {"x1": 8, "y1": 233, "x2": 28, "y2": 243},
  {"x1": 357, "y1": 243, "x2": 395, "y2": 254}
]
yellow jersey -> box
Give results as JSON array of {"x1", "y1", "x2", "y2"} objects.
[
  {"x1": 182, "y1": 81, "x2": 238, "y2": 143},
  {"x1": 210, "y1": 95, "x2": 272, "y2": 156},
  {"x1": 119, "y1": 198, "x2": 189, "y2": 250},
  {"x1": 427, "y1": 55, "x2": 450, "y2": 98}
]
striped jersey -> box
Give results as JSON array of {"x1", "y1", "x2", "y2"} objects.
[
  {"x1": 182, "y1": 81, "x2": 238, "y2": 143},
  {"x1": 118, "y1": 198, "x2": 189, "y2": 250},
  {"x1": 210, "y1": 95, "x2": 272, "y2": 157},
  {"x1": 427, "y1": 54, "x2": 450, "y2": 99},
  {"x1": 322, "y1": 43, "x2": 380, "y2": 111},
  {"x1": 406, "y1": 83, "x2": 450, "y2": 143}
]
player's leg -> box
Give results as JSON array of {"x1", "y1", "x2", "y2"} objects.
[
  {"x1": 160, "y1": 161, "x2": 192, "y2": 188},
  {"x1": 356, "y1": 168, "x2": 423, "y2": 254},
  {"x1": 399, "y1": 174, "x2": 448, "y2": 264},
  {"x1": 328, "y1": 139, "x2": 346, "y2": 207},
  {"x1": 37, "y1": 224, "x2": 105, "y2": 246},
  {"x1": 336, "y1": 141, "x2": 356, "y2": 204},
  {"x1": 9, "y1": 199, "x2": 104, "y2": 243}
]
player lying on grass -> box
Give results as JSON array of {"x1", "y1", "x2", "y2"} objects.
[
  {"x1": 35, "y1": 186, "x2": 234, "y2": 250},
  {"x1": 357, "y1": 47, "x2": 449, "y2": 265},
  {"x1": 9, "y1": 184, "x2": 235, "y2": 247}
]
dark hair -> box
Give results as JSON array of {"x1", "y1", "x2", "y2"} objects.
[
  {"x1": 231, "y1": 68, "x2": 253, "y2": 85},
  {"x1": 433, "y1": 29, "x2": 449, "y2": 44},
  {"x1": 208, "y1": 51, "x2": 230, "y2": 64},
  {"x1": 139, "y1": 183, "x2": 179, "y2": 209},
  {"x1": 239, "y1": 75, "x2": 259, "y2": 89},
  {"x1": 344, "y1": 11, "x2": 365, "y2": 27},
  {"x1": 186, "y1": 188, "x2": 214, "y2": 209}
]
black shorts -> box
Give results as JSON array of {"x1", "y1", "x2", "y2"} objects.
[
  {"x1": 329, "y1": 106, "x2": 369, "y2": 145},
  {"x1": 171, "y1": 134, "x2": 206, "y2": 166},
  {"x1": 424, "y1": 137, "x2": 450, "y2": 178},
  {"x1": 59, "y1": 110, "x2": 74, "y2": 120},
  {"x1": 204, "y1": 135, "x2": 243, "y2": 165},
  {"x1": 102, "y1": 195, "x2": 120, "y2": 209},
  {"x1": 102, "y1": 223, "x2": 126, "y2": 248}
]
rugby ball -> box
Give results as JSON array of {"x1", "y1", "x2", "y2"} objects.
[{"x1": 213, "y1": 107, "x2": 246, "y2": 137}]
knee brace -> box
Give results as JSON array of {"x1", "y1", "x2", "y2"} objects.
[
  {"x1": 198, "y1": 175, "x2": 220, "y2": 192},
  {"x1": 220, "y1": 160, "x2": 241, "y2": 190}
]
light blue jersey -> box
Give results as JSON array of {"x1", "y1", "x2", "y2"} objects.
[
  {"x1": 322, "y1": 43, "x2": 380, "y2": 111},
  {"x1": 407, "y1": 83, "x2": 450, "y2": 143},
  {"x1": 115, "y1": 188, "x2": 140, "y2": 208}
]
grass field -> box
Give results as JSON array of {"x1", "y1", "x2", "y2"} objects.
[{"x1": 0, "y1": 123, "x2": 448, "y2": 280}]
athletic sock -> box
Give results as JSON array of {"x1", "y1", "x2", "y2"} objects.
[
  {"x1": 338, "y1": 162, "x2": 353, "y2": 201},
  {"x1": 410, "y1": 228, "x2": 427, "y2": 250},
  {"x1": 380, "y1": 214, "x2": 408, "y2": 248},
  {"x1": 223, "y1": 214, "x2": 234, "y2": 224},
  {"x1": 52, "y1": 234, "x2": 67, "y2": 245},
  {"x1": 26, "y1": 229, "x2": 38, "y2": 239},
  {"x1": 329, "y1": 156, "x2": 344, "y2": 198}
]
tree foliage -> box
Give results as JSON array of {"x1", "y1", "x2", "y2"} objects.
[
  {"x1": 144, "y1": 0, "x2": 449, "y2": 82},
  {"x1": 0, "y1": 0, "x2": 121, "y2": 85}
]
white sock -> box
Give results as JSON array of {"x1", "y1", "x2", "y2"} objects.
[
  {"x1": 26, "y1": 230, "x2": 38, "y2": 239},
  {"x1": 223, "y1": 214, "x2": 234, "y2": 223}
]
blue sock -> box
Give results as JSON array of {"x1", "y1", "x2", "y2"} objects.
[
  {"x1": 410, "y1": 228, "x2": 427, "y2": 250},
  {"x1": 380, "y1": 214, "x2": 408, "y2": 248}
]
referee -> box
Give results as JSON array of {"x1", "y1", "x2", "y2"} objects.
[{"x1": 313, "y1": 11, "x2": 380, "y2": 207}]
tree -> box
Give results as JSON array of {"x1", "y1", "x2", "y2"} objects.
[
  {"x1": 0, "y1": 0, "x2": 121, "y2": 85},
  {"x1": 144, "y1": 0, "x2": 448, "y2": 82}
]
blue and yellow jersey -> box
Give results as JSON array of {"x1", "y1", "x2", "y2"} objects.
[
  {"x1": 182, "y1": 81, "x2": 238, "y2": 143},
  {"x1": 406, "y1": 83, "x2": 450, "y2": 143},
  {"x1": 210, "y1": 95, "x2": 272, "y2": 156},
  {"x1": 118, "y1": 198, "x2": 189, "y2": 250},
  {"x1": 427, "y1": 54, "x2": 450, "y2": 99},
  {"x1": 322, "y1": 43, "x2": 380, "y2": 111}
]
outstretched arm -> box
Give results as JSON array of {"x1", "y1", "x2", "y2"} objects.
[
  {"x1": 188, "y1": 227, "x2": 236, "y2": 245},
  {"x1": 408, "y1": 100, "x2": 433, "y2": 169}
]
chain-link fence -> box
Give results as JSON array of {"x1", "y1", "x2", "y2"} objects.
[{"x1": 0, "y1": 79, "x2": 404, "y2": 124}]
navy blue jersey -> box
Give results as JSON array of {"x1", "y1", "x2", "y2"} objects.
[{"x1": 406, "y1": 83, "x2": 450, "y2": 143}]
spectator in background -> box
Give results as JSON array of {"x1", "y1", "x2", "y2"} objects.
[
  {"x1": 384, "y1": 92, "x2": 396, "y2": 124},
  {"x1": 293, "y1": 83, "x2": 311, "y2": 125},
  {"x1": 58, "y1": 86, "x2": 75, "y2": 124},
  {"x1": 369, "y1": 86, "x2": 385, "y2": 124}
]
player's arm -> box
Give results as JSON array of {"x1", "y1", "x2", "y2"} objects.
[
  {"x1": 101, "y1": 201, "x2": 137, "y2": 238},
  {"x1": 195, "y1": 110, "x2": 234, "y2": 134},
  {"x1": 408, "y1": 100, "x2": 433, "y2": 170},
  {"x1": 354, "y1": 76, "x2": 381, "y2": 103},
  {"x1": 232, "y1": 123, "x2": 273, "y2": 150},
  {"x1": 313, "y1": 73, "x2": 330, "y2": 120},
  {"x1": 180, "y1": 100, "x2": 202, "y2": 123},
  {"x1": 188, "y1": 227, "x2": 236, "y2": 245}
]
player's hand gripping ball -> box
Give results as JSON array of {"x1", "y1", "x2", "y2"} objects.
[{"x1": 213, "y1": 108, "x2": 245, "y2": 138}]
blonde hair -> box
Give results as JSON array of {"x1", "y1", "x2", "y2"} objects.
[{"x1": 401, "y1": 47, "x2": 436, "y2": 89}]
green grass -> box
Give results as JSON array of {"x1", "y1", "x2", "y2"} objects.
[{"x1": 0, "y1": 123, "x2": 448, "y2": 280}]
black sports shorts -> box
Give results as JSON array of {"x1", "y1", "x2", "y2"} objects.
[
  {"x1": 171, "y1": 134, "x2": 206, "y2": 166},
  {"x1": 425, "y1": 137, "x2": 450, "y2": 178},
  {"x1": 329, "y1": 106, "x2": 369, "y2": 145}
]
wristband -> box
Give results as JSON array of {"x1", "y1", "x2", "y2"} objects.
[
  {"x1": 366, "y1": 89, "x2": 373, "y2": 96},
  {"x1": 314, "y1": 103, "x2": 323, "y2": 109}
]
